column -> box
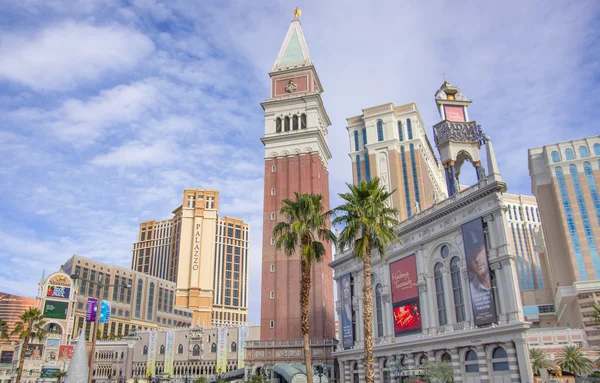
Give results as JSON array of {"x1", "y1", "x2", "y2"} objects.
[
  {"x1": 425, "y1": 274, "x2": 437, "y2": 333},
  {"x1": 382, "y1": 289, "x2": 394, "y2": 340},
  {"x1": 476, "y1": 345, "x2": 489, "y2": 383},
  {"x1": 449, "y1": 163, "x2": 457, "y2": 196},
  {"x1": 417, "y1": 282, "x2": 429, "y2": 332},
  {"x1": 460, "y1": 262, "x2": 474, "y2": 328},
  {"x1": 442, "y1": 266, "x2": 456, "y2": 326},
  {"x1": 450, "y1": 348, "x2": 462, "y2": 383},
  {"x1": 489, "y1": 262, "x2": 506, "y2": 322},
  {"x1": 501, "y1": 259, "x2": 521, "y2": 323},
  {"x1": 512, "y1": 337, "x2": 533, "y2": 383},
  {"x1": 341, "y1": 360, "x2": 348, "y2": 383}
]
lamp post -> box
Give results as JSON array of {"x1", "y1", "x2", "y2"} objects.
[
  {"x1": 393, "y1": 354, "x2": 404, "y2": 383},
  {"x1": 314, "y1": 364, "x2": 325, "y2": 383},
  {"x1": 70, "y1": 272, "x2": 131, "y2": 383}
]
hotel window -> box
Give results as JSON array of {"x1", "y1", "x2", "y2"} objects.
[
  {"x1": 364, "y1": 154, "x2": 371, "y2": 182},
  {"x1": 583, "y1": 162, "x2": 600, "y2": 227},
  {"x1": 407, "y1": 118, "x2": 413, "y2": 140},
  {"x1": 464, "y1": 350, "x2": 479, "y2": 373},
  {"x1": 271, "y1": 188, "x2": 276, "y2": 196},
  {"x1": 187, "y1": 195, "x2": 194, "y2": 208},
  {"x1": 492, "y1": 347, "x2": 509, "y2": 371},
  {"x1": 271, "y1": 166, "x2": 276, "y2": 173},
  {"x1": 301, "y1": 114, "x2": 307, "y2": 129},
  {"x1": 377, "y1": 120, "x2": 384, "y2": 141},
  {"x1": 362, "y1": 128, "x2": 367, "y2": 148},
  {"x1": 375, "y1": 283, "x2": 383, "y2": 337},
  {"x1": 270, "y1": 264, "x2": 275, "y2": 272},
  {"x1": 143, "y1": 346, "x2": 148, "y2": 355},
  {"x1": 231, "y1": 342, "x2": 237, "y2": 352},
  {"x1": 398, "y1": 121, "x2": 404, "y2": 141},
  {"x1": 193, "y1": 345, "x2": 201, "y2": 356},
  {"x1": 135, "y1": 279, "x2": 143, "y2": 318},
  {"x1": 434, "y1": 263, "x2": 447, "y2": 326},
  {"x1": 270, "y1": 320, "x2": 275, "y2": 328},
  {"x1": 580, "y1": 146, "x2": 589, "y2": 158},
  {"x1": 270, "y1": 291, "x2": 274, "y2": 299},
  {"x1": 410, "y1": 144, "x2": 420, "y2": 209},
  {"x1": 276, "y1": 118, "x2": 282, "y2": 133},
  {"x1": 284, "y1": 116, "x2": 290, "y2": 131},
  {"x1": 270, "y1": 213, "x2": 276, "y2": 220},
  {"x1": 566, "y1": 148, "x2": 575, "y2": 160},
  {"x1": 293, "y1": 115, "x2": 299, "y2": 130},
  {"x1": 594, "y1": 143, "x2": 600, "y2": 155},
  {"x1": 270, "y1": 238, "x2": 275, "y2": 246},
  {"x1": 354, "y1": 131, "x2": 359, "y2": 151},
  {"x1": 401, "y1": 146, "x2": 411, "y2": 218},
  {"x1": 147, "y1": 282, "x2": 155, "y2": 320},
  {"x1": 356, "y1": 155, "x2": 361, "y2": 183},
  {"x1": 450, "y1": 257, "x2": 465, "y2": 322}
]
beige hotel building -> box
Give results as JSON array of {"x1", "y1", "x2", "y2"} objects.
[
  {"x1": 529, "y1": 135, "x2": 600, "y2": 345},
  {"x1": 131, "y1": 189, "x2": 249, "y2": 328}
]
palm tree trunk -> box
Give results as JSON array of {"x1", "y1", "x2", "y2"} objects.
[
  {"x1": 363, "y1": 243, "x2": 374, "y2": 383},
  {"x1": 300, "y1": 258, "x2": 314, "y2": 382},
  {"x1": 16, "y1": 335, "x2": 29, "y2": 383}
]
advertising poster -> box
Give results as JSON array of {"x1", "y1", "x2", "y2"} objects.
[
  {"x1": 146, "y1": 332, "x2": 157, "y2": 376},
  {"x1": 59, "y1": 345, "x2": 74, "y2": 360},
  {"x1": 164, "y1": 330, "x2": 175, "y2": 375},
  {"x1": 0, "y1": 351, "x2": 14, "y2": 363},
  {"x1": 99, "y1": 300, "x2": 111, "y2": 324},
  {"x1": 444, "y1": 105, "x2": 466, "y2": 122},
  {"x1": 46, "y1": 339, "x2": 60, "y2": 348},
  {"x1": 41, "y1": 368, "x2": 60, "y2": 378},
  {"x1": 43, "y1": 300, "x2": 68, "y2": 320},
  {"x1": 47, "y1": 286, "x2": 71, "y2": 299},
  {"x1": 340, "y1": 273, "x2": 353, "y2": 349},
  {"x1": 463, "y1": 218, "x2": 497, "y2": 326},
  {"x1": 86, "y1": 298, "x2": 98, "y2": 322},
  {"x1": 25, "y1": 344, "x2": 44, "y2": 358},
  {"x1": 238, "y1": 326, "x2": 248, "y2": 368},
  {"x1": 389, "y1": 255, "x2": 422, "y2": 335},
  {"x1": 216, "y1": 327, "x2": 228, "y2": 374}
]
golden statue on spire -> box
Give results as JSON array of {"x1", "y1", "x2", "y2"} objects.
[{"x1": 293, "y1": 7, "x2": 301, "y2": 18}]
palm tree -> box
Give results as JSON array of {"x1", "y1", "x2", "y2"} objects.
[
  {"x1": 273, "y1": 192, "x2": 336, "y2": 383},
  {"x1": 333, "y1": 178, "x2": 399, "y2": 383},
  {"x1": 530, "y1": 348, "x2": 553, "y2": 376},
  {"x1": 556, "y1": 345, "x2": 592, "y2": 376},
  {"x1": 0, "y1": 318, "x2": 9, "y2": 341},
  {"x1": 592, "y1": 302, "x2": 600, "y2": 325},
  {"x1": 53, "y1": 370, "x2": 68, "y2": 383},
  {"x1": 11, "y1": 307, "x2": 47, "y2": 383}
]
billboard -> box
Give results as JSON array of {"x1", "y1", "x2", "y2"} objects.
[
  {"x1": 164, "y1": 330, "x2": 175, "y2": 375},
  {"x1": 46, "y1": 339, "x2": 60, "y2": 348},
  {"x1": 238, "y1": 326, "x2": 248, "y2": 369},
  {"x1": 59, "y1": 345, "x2": 74, "y2": 360},
  {"x1": 216, "y1": 327, "x2": 227, "y2": 374},
  {"x1": 462, "y1": 218, "x2": 497, "y2": 326},
  {"x1": 145, "y1": 331, "x2": 157, "y2": 376},
  {"x1": 41, "y1": 368, "x2": 61, "y2": 378},
  {"x1": 444, "y1": 105, "x2": 465, "y2": 122},
  {"x1": 25, "y1": 344, "x2": 44, "y2": 358},
  {"x1": 43, "y1": 300, "x2": 68, "y2": 320},
  {"x1": 99, "y1": 300, "x2": 111, "y2": 324},
  {"x1": 47, "y1": 286, "x2": 71, "y2": 299},
  {"x1": 0, "y1": 351, "x2": 14, "y2": 363},
  {"x1": 389, "y1": 255, "x2": 422, "y2": 335},
  {"x1": 393, "y1": 300, "x2": 422, "y2": 334},
  {"x1": 340, "y1": 274, "x2": 353, "y2": 349},
  {"x1": 86, "y1": 298, "x2": 98, "y2": 322}
]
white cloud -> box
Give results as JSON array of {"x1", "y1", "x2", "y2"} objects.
[
  {"x1": 91, "y1": 140, "x2": 178, "y2": 167},
  {"x1": 0, "y1": 22, "x2": 154, "y2": 91}
]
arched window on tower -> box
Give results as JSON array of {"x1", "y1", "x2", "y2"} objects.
[
  {"x1": 450, "y1": 257, "x2": 465, "y2": 322},
  {"x1": 464, "y1": 350, "x2": 479, "y2": 373},
  {"x1": 362, "y1": 128, "x2": 367, "y2": 148},
  {"x1": 211, "y1": 343, "x2": 217, "y2": 353},
  {"x1": 293, "y1": 115, "x2": 299, "y2": 130},
  {"x1": 192, "y1": 344, "x2": 200, "y2": 356},
  {"x1": 143, "y1": 346, "x2": 148, "y2": 355},
  {"x1": 276, "y1": 118, "x2": 282, "y2": 133},
  {"x1": 354, "y1": 131, "x2": 360, "y2": 151},
  {"x1": 231, "y1": 342, "x2": 237, "y2": 352},
  {"x1": 434, "y1": 263, "x2": 447, "y2": 325},
  {"x1": 594, "y1": 143, "x2": 600, "y2": 155},
  {"x1": 301, "y1": 114, "x2": 307, "y2": 129},
  {"x1": 407, "y1": 118, "x2": 413, "y2": 140},
  {"x1": 580, "y1": 146, "x2": 589, "y2": 158},
  {"x1": 377, "y1": 120, "x2": 384, "y2": 141},
  {"x1": 551, "y1": 151, "x2": 560, "y2": 163},
  {"x1": 566, "y1": 148, "x2": 574, "y2": 160},
  {"x1": 284, "y1": 116, "x2": 290, "y2": 132},
  {"x1": 356, "y1": 155, "x2": 362, "y2": 184},
  {"x1": 178, "y1": 344, "x2": 183, "y2": 354},
  {"x1": 160, "y1": 345, "x2": 165, "y2": 355}
]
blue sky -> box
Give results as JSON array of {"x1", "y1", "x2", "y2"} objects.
[{"x1": 0, "y1": 0, "x2": 598, "y2": 324}]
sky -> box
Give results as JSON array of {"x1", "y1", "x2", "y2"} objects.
[{"x1": 0, "y1": 0, "x2": 599, "y2": 324}]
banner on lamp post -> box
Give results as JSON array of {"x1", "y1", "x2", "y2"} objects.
[
  {"x1": 238, "y1": 326, "x2": 248, "y2": 369},
  {"x1": 216, "y1": 327, "x2": 227, "y2": 374},
  {"x1": 146, "y1": 331, "x2": 157, "y2": 377},
  {"x1": 99, "y1": 300, "x2": 111, "y2": 324},
  {"x1": 85, "y1": 298, "x2": 98, "y2": 322},
  {"x1": 164, "y1": 330, "x2": 175, "y2": 375}
]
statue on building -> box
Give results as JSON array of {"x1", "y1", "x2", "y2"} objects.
[
  {"x1": 453, "y1": 177, "x2": 460, "y2": 195},
  {"x1": 414, "y1": 201, "x2": 421, "y2": 215},
  {"x1": 477, "y1": 166, "x2": 487, "y2": 181}
]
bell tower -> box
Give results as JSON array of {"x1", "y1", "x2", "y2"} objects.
[
  {"x1": 259, "y1": 9, "x2": 335, "y2": 341},
  {"x1": 433, "y1": 78, "x2": 488, "y2": 196}
]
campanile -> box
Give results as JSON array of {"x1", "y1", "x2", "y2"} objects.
[{"x1": 259, "y1": 10, "x2": 335, "y2": 341}]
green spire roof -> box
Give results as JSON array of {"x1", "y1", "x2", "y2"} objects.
[{"x1": 272, "y1": 19, "x2": 312, "y2": 71}]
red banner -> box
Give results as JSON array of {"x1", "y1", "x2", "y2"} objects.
[
  {"x1": 390, "y1": 255, "x2": 418, "y2": 304},
  {"x1": 393, "y1": 300, "x2": 422, "y2": 334},
  {"x1": 444, "y1": 105, "x2": 465, "y2": 122}
]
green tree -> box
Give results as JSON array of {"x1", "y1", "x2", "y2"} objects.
[
  {"x1": 556, "y1": 345, "x2": 592, "y2": 376},
  {"x1": 333, "y1": 178, "x2": 399, "y2": 383},
  {"x1": 11, "y1": 307, "x2": 47, "y2": 383},
  {"x1": 592, "y1": 302, "x2": 600, "y2": 325},
  {"x1": 53, "y1": 370, "x2": 68, "y2": 383},
  {"x1": 193, "y1": 378, "x2": 208, "y2": 383},
  {"x1": 248, "y1": 375, "x2": 265, "y2": 383},
  {"x1": 273, "y1": 192, "x2": 336, "y2": 383},
  {"x1": 0, "y1": 318, "x2": 9, "y2": 341},
  {"x1": 424, "y1": 362, "x2": 454, "y2": 383},
  {"x1": 530, "y1": 348, "x2": 553, "y2": 376}
]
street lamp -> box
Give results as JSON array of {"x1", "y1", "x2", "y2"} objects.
[
  {"x1": 314, "y1": 364, "x2": 325, "y2": 383},
  {"x1": 393, "y1": 354, "x2": 405, "y2": 382},
  {"x1": 70, "y1": 272, "x2": 131, "y2": 383}
]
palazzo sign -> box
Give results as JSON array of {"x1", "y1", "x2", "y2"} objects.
[
  {"x1": 434, "y1": 121, "x2": 486, "y2": 145},
  {"x1": 193, "y1": 222, "x2": 201, "y2": 271}
]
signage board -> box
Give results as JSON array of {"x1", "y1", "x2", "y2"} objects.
[
  {"x1": 43, "y1": 300, "x2": 68, "y2": 320},
  {"x1": 48, "y1": 274, "x2": 71, "y2": 287},
  {"x1": 0, "y1": 351, "x2": 14, "y2": 363},
  {"x1": 47, "y1": 285, "x2": 71, "y2": 299},
  {"x1": 41, "y1": 368, "x2": 61, "y2": 378}
]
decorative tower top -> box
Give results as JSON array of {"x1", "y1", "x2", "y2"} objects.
[
  {"x1": 434, "y1": 75, "x2": 471, "y2": 122},
  {"x1": 272, "y1": 8, "x2": 313, "y2": 72}
]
